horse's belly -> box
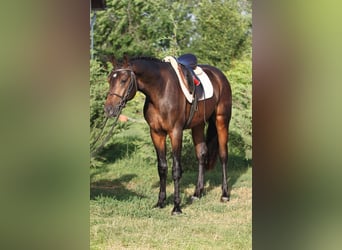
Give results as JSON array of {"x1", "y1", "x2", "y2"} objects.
[{"x1": 187, "y1": 98, "x2": 216, "y2": 128}]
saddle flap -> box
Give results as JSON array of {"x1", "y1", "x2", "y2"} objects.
[{"x1": 179, "y1": 64, "x2": 195, "y2": 93}]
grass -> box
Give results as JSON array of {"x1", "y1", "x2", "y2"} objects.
[{"x1": 90, "y1": 120, "x2": 252, "y2": 249}]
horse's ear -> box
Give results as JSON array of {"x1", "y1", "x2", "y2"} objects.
[
  {"x1": 123, "y1": 54, "x2": 130, "y2": 67},
  {"x1": 109, "y1": 55, "x2": 117, "y2": 68}
]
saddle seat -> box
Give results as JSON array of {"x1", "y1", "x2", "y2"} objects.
[{"x1": 177, "y1": 53, "x2": 198, "y2": 69}]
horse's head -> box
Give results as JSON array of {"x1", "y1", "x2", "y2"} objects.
[{"x1": 104, "y1": 57, "x2": 137, "y2": 117}]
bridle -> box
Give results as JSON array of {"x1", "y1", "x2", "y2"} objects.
[
  {"x1": 108, "y1": 68, "x2": 138, "y2": 106},
  {"x1": 91, "y1": 68, "x2": 137, "y2": 158}
]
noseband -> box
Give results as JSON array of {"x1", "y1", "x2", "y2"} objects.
[{"x1": 108, "y1": 69, "x2": 138, "y2": 106}]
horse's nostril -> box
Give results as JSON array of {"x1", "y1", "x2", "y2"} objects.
[
  {"x1": 104, "y1": 105, "x2": 112, "y2": 115},
  {"x1": 104, "y1": 105, "x2": 120, "y2": 117}
]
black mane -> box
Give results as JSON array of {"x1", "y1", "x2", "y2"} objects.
[{"x1": 130, "y1": 56, "x2": 162, "y2": 63}]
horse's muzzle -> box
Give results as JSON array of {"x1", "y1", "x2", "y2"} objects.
[{"x1": 104, "y1": 105, "x2": 121, "y2": 117}]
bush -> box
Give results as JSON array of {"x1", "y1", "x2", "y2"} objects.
[
  {"x1": 226, "y1": 53, "x2": 252, "y2": 161},
  {"x1": 90, "y1": 59, "x2": 108, "y2": 128}
]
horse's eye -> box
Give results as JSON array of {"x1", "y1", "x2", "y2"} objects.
[{"x1": 120, "y1": 79, "x2": 127, "y2": 84}]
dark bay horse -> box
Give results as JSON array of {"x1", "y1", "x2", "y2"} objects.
[{"x1": 104, "y1": 56, "x2": 232, "y2": 215}]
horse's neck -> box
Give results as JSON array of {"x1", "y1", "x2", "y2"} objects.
[{"x1": 133, "y1": 61, "x2": 165, "y2": 98}]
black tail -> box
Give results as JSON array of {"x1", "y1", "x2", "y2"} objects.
[{"x1": 205, "y1": 117, "x2": 218, "y2": 170}]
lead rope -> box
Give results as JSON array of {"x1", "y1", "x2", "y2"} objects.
[
  {"x1": 90, "y1": 104, "x2": 123, "y2": 158},
  {"x1": 90, "y1": 116, "x2": 109, "y2": 150},
  {"x1": 90, "y1": 69, "x2": 137, "y2": 159}
]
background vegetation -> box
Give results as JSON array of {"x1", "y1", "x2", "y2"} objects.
[{"x1": 90, "y1": 0, "x2": 251, "y2": 249}]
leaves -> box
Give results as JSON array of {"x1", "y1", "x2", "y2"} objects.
[
  {"x1": 227, "y1": 52, "x2": 252, "y2": 160},
  {"x1": 191, "y1": 0, "x2": 251, "y2": 71},
  {"x1": 90, "y1": 60, "x2": 108, "y2": 128}
]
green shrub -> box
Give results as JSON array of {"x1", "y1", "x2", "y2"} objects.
[
  {"x1": 226, "y1": 53, "x2": 252, "y2": 162},
  {"x1": 90, "y1": 59, "x2": 108, "y2": 128}
]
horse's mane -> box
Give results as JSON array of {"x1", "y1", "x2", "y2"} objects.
[{"x1": 130, "y1": 56, "x2": 162, "y2": 63}]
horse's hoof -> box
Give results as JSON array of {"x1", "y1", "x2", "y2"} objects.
[
  {"x1": 191, "y1": 196, "x2": 199, "y2": 203},
  {"x1": 171, "y1": 210, "x2": 182, "y2": 215},
  {"x1": 220, "y1": 196, "x2": 230, "y2": 202},
  {"x1": 171, "y1": 207, "x2": 182, "y2": 215}
]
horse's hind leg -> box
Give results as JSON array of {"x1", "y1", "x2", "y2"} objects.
[
  {"x1": 150, "y1": 130, "x2": 168, "y2": 208},
  {"x1": 191, "y1": 124, "x2": 207, "y2": 200},
  {"x1": 216, "y1": 114, "x2": 230, "y2": 202}
]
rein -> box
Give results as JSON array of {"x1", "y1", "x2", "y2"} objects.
[{"x1": 90, "y1": 69, "x2": 137, "y2": 159}]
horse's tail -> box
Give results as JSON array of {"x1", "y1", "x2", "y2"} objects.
[{"x1": 205, "y1": 116, "x2": 218, "y2": 170}]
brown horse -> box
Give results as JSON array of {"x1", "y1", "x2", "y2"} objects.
[{"x1": 104, "y1": 55, "x2": 232, "y2": 215}]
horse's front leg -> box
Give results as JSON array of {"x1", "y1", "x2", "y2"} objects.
[
  {"x1": 169, "y1": 130, "x2": 183, "y2": 215},
  {"x1": 150, "y1": 130, "x2": 168, "y2": 208},
  {"x1": 191, "y1": 124, "x2": 207, "y2": 200}
]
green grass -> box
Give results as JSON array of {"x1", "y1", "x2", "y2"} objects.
[{"x1": 90, "y1": 120, "x2": 252, "y2": 249}]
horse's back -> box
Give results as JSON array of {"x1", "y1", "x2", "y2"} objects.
[{"x1": 199, "y1": 64, "x2": 232, "y2": 104}]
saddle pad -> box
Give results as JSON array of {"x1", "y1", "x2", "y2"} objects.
[
  {"x1": 193, "y1": 66, "x2": 213, "y2": 101},
  {"x1": 163, "y1": 56, "x2": 213, "y2": 103}
]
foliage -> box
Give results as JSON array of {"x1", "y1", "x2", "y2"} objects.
[
  {"x1": 92, "y1": 0, "x2": 251, "y2": 72},
  {"x1": 227, "y1": 51, "x2": 252, "y2": 160},
  {"x1": 90, "y1": 59, "x2": 108, "y2": 128},
  {"x1": 190, "y1": 0, "x2": 252, "y2": 71},
  {"x1": 93, "y1": 0, "x2": 195, "y2": 59}
]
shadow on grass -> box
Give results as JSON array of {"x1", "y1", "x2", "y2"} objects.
[
  {"x1": 90, "y1": 174, "x2": 146, "y2": 200},
  {"x1": 93, "y1": 137, "x2": 139, "y2": 164}
]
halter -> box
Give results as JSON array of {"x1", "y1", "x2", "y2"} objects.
[{"x1": 108, "y1": 68, "x2": 138, "y2": 107}]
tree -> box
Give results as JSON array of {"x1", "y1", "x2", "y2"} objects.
[
  {"x1": 189, "y1": 0, "x2": 251, "y2": 71},
  {"x1": 92, "y1": 0, "x2": 195, "y2": 60},
  {"x1": 92, "y1": 0, "x2": 251, "y2": 71}
]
